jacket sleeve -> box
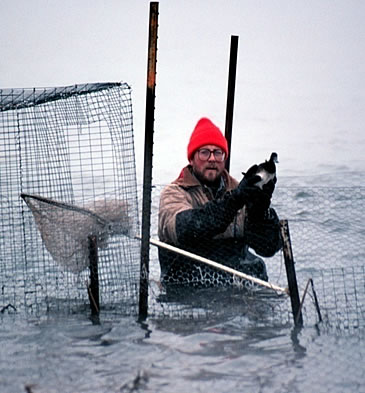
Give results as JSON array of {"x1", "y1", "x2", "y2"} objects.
[
  {"x1": 158, "y1": 184, "x2": 240, "y2": 247},
  {"x1": 175, "y1": 193, "x2": 241, "y2": 246},
  {"x1": 158, "y1": 184, "x2": 195, "y2": 245},
  {"x1": 244, "y1": 208, "x2": 282, "y2": 257}
]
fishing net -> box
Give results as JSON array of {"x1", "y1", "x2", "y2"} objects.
[
  {"x1": 20, "y1": 194, "x2": 132, "y2": 274},
  {"x1": 0, "y1": 83, "x2": 140, "y2": 315}
]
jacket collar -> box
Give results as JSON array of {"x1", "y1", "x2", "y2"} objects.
[{"x1": 173, "y1": 165, "x2": 238, "y2": 191}]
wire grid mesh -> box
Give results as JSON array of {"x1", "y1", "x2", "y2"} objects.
[
  {"x1": 147, "y1": 184, "x2": 365, "y2": 332},
  {"x1": 0, "y1": 83, "x2": 140, "y2": 315},
  {"x1": 1, "y1": 84, "x2": 365, "y2": 332},
  {"x1": 273, "y1": 187, "x2": 365, "y2": 331}
]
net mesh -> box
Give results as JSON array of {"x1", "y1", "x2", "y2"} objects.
[
  {"x1": 1, "y1": 84, "x2": 364, "y2": 332},
  {"x1": 0, "y1": 83, "x2": 140, "y2": 315},
  {"x1": 147, "y1": 184, "x2": 365, "y2": 332}
]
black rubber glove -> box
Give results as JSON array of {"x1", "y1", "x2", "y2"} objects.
[
  {"x1": 248, "y1": 177, "x2": 276, "y2": 219},
  {"x1": 245, "y1": 207, "x2": 282, "y2": 257},
  {"x1": 262, "y1": 176, "x2": 276, "y2": 198},
  {"x1": 230, "y1": 164, "x2": 264, "y2": 210}
]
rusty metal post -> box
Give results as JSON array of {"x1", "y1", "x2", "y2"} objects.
[
  {"x1": 88, "y1": 235, "x2": 99, "y2": 315},
  {"x1": 225, "y1": 35, "x2": 239, "y2": 172},
  {"x1": 139, "y1": 2, "x2": 159, "y2": 319},
  {"x1": 280, "y1": 219, "x2": 303, "y2": 327}
]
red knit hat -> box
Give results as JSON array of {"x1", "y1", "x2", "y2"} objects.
[{"x1": 187, "y1": 118, "x2": 229, "y2": 160}]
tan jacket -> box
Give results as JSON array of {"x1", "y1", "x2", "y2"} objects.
[{"x1": 158, "y1": 166, "x2": 246, "y2": 246}]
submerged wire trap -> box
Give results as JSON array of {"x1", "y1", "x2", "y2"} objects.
[
  {"x1": 0, "y1": 83, "x2": 140, "y2": 316},
  {"x1": 1, "y1": 84, "x2": 365, "y2": 333}
]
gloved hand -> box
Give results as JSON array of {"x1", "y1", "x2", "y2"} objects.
[
  {"x1": 262, "y1": 176, "x2": 276, "y2": 199},
  {"x1": 248, "y1": 176, "x2": 277, "y2": 218},
  {"x1": 230, "y1": 164, "x2": 263, "y2": 209}
]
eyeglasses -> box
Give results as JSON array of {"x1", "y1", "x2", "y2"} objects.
[{"x1": 197, "y1": 148, "x2": 226, "y2": 162}]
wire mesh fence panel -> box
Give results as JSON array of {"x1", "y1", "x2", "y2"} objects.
[
  {"x1": 147, "y1": 184, "x2": 365, "y2": 332},
  {"x1": 0, "y1": 83, "x2": 140, "y2": 315},
  {"x1": 272, "y1": 187, "x2": 365, "y2": 331}
]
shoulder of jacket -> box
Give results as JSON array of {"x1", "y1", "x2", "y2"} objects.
[
  {"x1": 222, "y1": 169, "x2": 239, "y2": 191},
  {"x1": 172, "y1": 166, "x2": 200, "y2": 188}
]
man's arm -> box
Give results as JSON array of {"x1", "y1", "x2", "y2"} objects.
[
  {"x1": 175, "y1": 193, "x2": 241, "y2": 246},
  {"x1": 244, "y1": 208, "x2": 282, "y2": 257},
  {"x1": 174, "y1": 167, "x2": 274, "y2": 247},
  {"x1": 158, "y1": 184, "x2": 194, "y2": 245},
  {"x1": 159, "y1": 167, "x2": 280, "y2": 253},
  {"x1": 158, "y1": 182, "x2": 241, "y2": 246}
]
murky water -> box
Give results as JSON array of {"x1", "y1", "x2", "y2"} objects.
[
  {"x1": 1, "y1": 309, "x2": 364, "y2": 393},
  {"x1": 1, "y1": 173, "x2": 365, "y2": 393}
]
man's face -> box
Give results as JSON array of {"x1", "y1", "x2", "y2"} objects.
[{"x1": 189, "y1": 144, "x2": 226, "y2": 185}]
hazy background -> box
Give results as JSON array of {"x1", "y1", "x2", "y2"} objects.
[{"x1": 1, "y1": 0, "x2": 364, "y2": 185}]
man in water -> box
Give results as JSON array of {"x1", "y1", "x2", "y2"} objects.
[{"x1": 158, "y1": 117, "x2": 282, "y2": 287}]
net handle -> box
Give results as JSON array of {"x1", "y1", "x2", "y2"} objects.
[{"x1": 136, "y1": 235, "x2": 288, "y2": 294}]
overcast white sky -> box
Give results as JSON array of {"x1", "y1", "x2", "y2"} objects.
[{"x1": 1, "y1": 0, "x2": 364, "y2": 183}]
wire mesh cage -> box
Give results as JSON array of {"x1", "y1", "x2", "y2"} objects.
[
  {"x1": 273, "y1": 187, "x2": 365, "y2": 331},
  {"x1": 1, "y1": 84, "x2": 365, "y2": 333},
  {"x1": 147, "y1": 184, "x2": 365, "y2": 332},
  {"x1": 0, "y1": 83, "x2": 140, "y2": 315}
]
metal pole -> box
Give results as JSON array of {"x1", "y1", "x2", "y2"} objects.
[
  {"x1": 88, "y1": 235, "x2": 99, "y2": 315},
  {"x1": 139, "y1": 2, "x2": 159, "y2": 319},
  {"x1": 279, "y1": 219, "x2": 303, "y2": 327},
  {"x1": 225, "y1": 35, "x2": 239, "y2": 172}
]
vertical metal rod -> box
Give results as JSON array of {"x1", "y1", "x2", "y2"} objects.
[
  {"x1": 139, "y1": 2, "x2": 159, "y2": 319},
  {"x1": 225, "y1": 35, "x2": 239, "y2": 172},
  {"x1": 279, "y1": 219, "x2": 303, "y2": 327},
  {"x1": 310, "y1": 279, "x2": 323, "y2": 323},
  {"x1": 88, "y1": 235, "x2": 99, "y2": 315},
  {"x1": 298, "y1": 278, "x2": 323, "y2": 325}
]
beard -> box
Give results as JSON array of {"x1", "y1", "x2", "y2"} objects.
[{"x1": 193, "y1": 165, "x2": 223, "y2": 187}]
